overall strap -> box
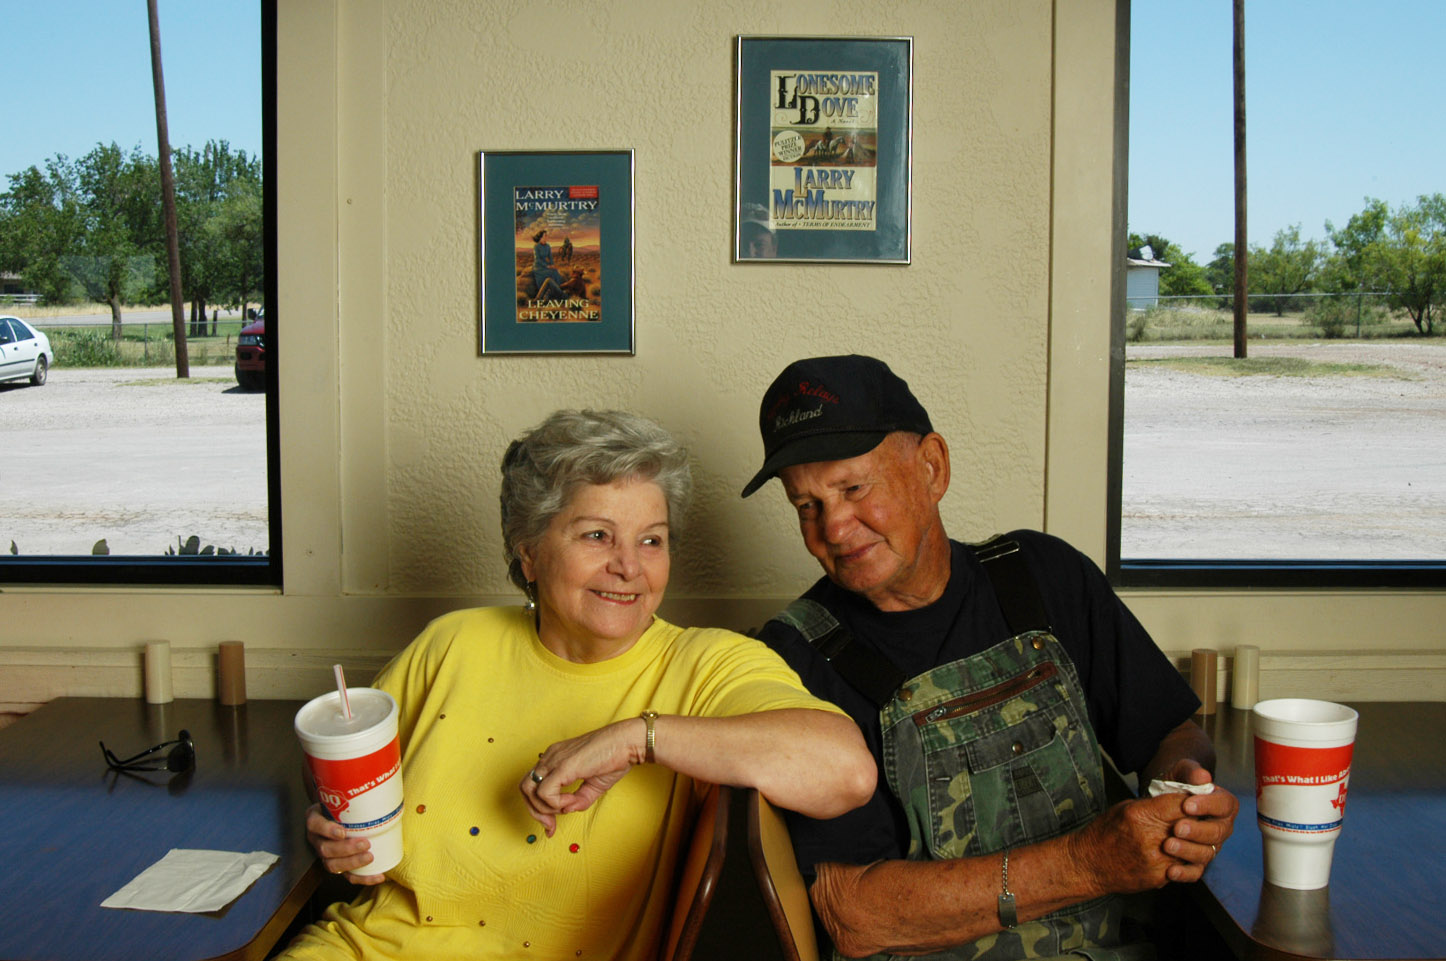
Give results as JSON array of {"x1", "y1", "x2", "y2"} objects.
[
  {"x1": 969, "y1": 535, "x2": 1052, "y2": 636},
  {"x1": 769, "y1": 599, "x2": 906, "y2": 709}
]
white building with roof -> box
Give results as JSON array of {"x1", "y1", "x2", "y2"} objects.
[{"x1": 1125, "y1": 244, "x2": 1170, "y2": 309}]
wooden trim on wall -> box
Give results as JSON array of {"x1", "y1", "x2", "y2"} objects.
[
  {"x1": 0, "y1": 646, "x2": 394, "y2": 720},
  {"x1": 3, "y1": 646, "x2": 1441, "y2": 728}
]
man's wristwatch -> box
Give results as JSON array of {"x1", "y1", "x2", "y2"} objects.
[
  {"x1": 997, "y1": 849, "x2": 1018, "y2": 928},
  {"x1": 640, "y1": 710, "x2": 659, "y2": 763}
]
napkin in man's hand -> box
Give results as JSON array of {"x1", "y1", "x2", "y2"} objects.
[
  {"x1": 1147, "y1": 778, "x2": 1216, "y2": 797},
  {"x1": 101, "y1": 848, "x2": 279, "y2": 913}
]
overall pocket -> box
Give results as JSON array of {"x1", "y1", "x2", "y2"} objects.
[{"x1": 910, "y1": 662, "x2": 1100, "y2": 859}]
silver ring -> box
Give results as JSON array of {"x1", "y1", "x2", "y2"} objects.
[
  {"x1": 529, "y1": 769, "x2": 544, "y2": 784},
  {"x1": 1210, "y1": 844, "x2": 1217, "y2": 855}
]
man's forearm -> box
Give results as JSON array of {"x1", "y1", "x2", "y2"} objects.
[
  {"x1": 810, "y1": 832, "x2": 1104, "y2": 957},
  {"x1": 810, "y1": 789, "x2": 1208, "y2": 958}
]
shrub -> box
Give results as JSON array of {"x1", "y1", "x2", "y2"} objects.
[{"x1": 52, "y1": 329, "x2": 123, "y2": 366}]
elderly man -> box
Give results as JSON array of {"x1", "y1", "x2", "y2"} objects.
[{"x1": 742, "y1": 355, "x2": 1237, "y2": 961}]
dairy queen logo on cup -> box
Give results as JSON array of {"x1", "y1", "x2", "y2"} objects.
[
  {"x1": 1254, "y1": 738, "x2": 1353, "y2": 833},
  {"x1": 310, "y1": 740, "x2": 403, "y2": 829}
]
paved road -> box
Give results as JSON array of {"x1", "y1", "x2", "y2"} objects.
[
  {"x1": 1122, "y1": 342, "x2": 1446, "y2": 559},
  {"x1": 3, "y1": 308, "x2": 248, "y2": 327},
  {"x1": 1, "y1": 366, "x2": 267, "y2": 556},
  {"x1": 2, "y1": 343, "x2": 1442, "y2": 561}
]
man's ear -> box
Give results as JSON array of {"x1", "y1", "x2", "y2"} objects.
[{"x1": 918, "y1": 433, "x2": 951, "y2": 501}]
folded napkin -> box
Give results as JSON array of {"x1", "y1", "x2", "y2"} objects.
[
  {"x1": 101, "y1": 848, "x2": 278, "y2": 913},
  {"x1": 1147, "y1": 778, "x2": 1216, "y2": 797}
]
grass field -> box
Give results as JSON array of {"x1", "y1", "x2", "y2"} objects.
[
  {"x1": 39, "y1": 325, "x2": 242, "y2": 368},
  {"x1": 1126, "y1": 355, "x2": 1417, "y2": 379},
  {"x1": 1125, "y1": 300, "x2": 1428, "y2": 343},
  {"x1": 15, "y1": 304, "x2": 249, "y2": 368}
]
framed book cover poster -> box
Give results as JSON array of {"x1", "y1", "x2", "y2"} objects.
[
  {"x1": 734, "y1": 36, "x2": 912, "y2": 264},
  {"x1": 478, "y1": 149, "x2": 635, "y2": 354}
]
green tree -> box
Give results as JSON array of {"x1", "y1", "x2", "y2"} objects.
[
  {"x1": 206, "y1": 176, "x2": 264, "y2": 318},
  {"x1": 1324, "y1": 198, "x2": 1388, "y2": 293},
  {"x1": 1249, "y1": 225, "x2": 1322, "y2": 316},
  {"x1": 1205, "y1": 242, "x2": 1234, "y2": 307},
  {"x1": 174, "y1": 140, "x2": 262, "y2": 334},
  {"x1": 61, "y1": 143, "x2": 163, "y2": 337},
  {"x1": 0, "y1": 159, "x2": 86, "y2": 304},
  {"x1": 1326, "y1": 195, "x2": 1446, "y2": 334},
  {"x1": 1127, "y1": 232, "x2": 1212, "y2": 298},
  {"x1": 1376, "y1": 194, "x2": 1446, "y2": 334}
]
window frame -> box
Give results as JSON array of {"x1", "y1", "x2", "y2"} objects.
[
  {"x1": 0, "y1": 0, "x2": 280, "y2": 589},
  {"x1": 1106, "y1": 2, "x2": 1446, "y2": 592}
]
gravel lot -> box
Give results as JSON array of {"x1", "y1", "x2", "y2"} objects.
[
  {"x1": 1, "y1": 365, "x2": 267, "y2": 556},
  {"x1": 2, "y1": 342, "x2": 1443, "y2": 560},
  {"x1": 1123, "y1": 341, "x2": 1446, "y2": 559}
]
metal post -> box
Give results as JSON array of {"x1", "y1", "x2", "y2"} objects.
[{"x1": 1232, "y1": 0, "x2": 1248, "y2": 359}]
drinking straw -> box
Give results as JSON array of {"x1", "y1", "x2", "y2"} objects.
[{"x1": 334, "y1": 663, "x2": 352, "y2": 719}]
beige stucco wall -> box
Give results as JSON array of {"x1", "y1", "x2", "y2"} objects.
[{"x1": 1, "y1": 0, "x2": 1441, "y2": 709}]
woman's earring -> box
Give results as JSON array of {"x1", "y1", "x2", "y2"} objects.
[{"x1": 524, "y1": 580, "x2": 538, "y2": 612}]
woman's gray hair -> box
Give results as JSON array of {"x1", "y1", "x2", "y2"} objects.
[{"x1": 500, "y1": 409, "x2": 693, "y2": 592}]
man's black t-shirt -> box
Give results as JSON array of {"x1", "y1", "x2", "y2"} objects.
[{"x1": 756, "y1": 530, "x2": 1199, "y2": 879}]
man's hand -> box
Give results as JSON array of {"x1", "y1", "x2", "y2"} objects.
[
  {"x1": 1157, "y1": 758, "x2": 1239, "y2": 880},
  {"x1": 1072, "y1": 779, "x2": 1239, "y2": 889}
]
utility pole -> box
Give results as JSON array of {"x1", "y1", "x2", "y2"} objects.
[
  {"x1": 1233, "y1": 0, "x2": 1248, "y2": 358},
  {"x1": 148, "y1": 0, "x2": 189, "y2": 378}
]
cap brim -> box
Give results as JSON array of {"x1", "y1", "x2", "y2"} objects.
[{"x1": 740, "y1": 430, "x2": 889, "y2": 497}]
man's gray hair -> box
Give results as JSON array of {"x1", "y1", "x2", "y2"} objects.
[{"x1": 500, "y1": 409, "x2": 693, "y2": 592}]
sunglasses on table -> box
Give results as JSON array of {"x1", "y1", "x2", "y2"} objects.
[{"x1": 100, "y1": 730, "x2": 196, "y2": 773}]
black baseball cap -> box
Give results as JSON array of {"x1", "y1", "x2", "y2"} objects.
[{"x1": 740, "y1": 355, "x2": 933, "y2": 497}]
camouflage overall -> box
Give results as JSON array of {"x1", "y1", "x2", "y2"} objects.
[
  {"x1": 871, "y1": 629, "x2": 1126, "y2": 961},
  {"x1": 774, "y1": 597, "x2": 1135, "y2": 961}
]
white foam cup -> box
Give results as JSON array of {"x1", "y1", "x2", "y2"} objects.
[
  {"x1": 1252, "y1": 698, "x2": 1357, "y2": 889},
  {"x1": 295, "y1": 688, "x2": 404, "y2": 874}
]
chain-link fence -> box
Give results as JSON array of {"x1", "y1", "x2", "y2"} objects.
[
  {"x1": 30, "y1": 320, "x2": 247, "y2": 368},
  {"x1": 1124, "y1": 291, "x2": 1421, "y2": 342}
]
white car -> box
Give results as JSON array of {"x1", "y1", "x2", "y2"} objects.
[{"x1": 0, "y1": 315, "x2": 54, "y2": 386}]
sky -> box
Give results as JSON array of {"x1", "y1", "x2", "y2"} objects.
[
  {"x1": 1129, "y1": 1, "x2": 1445, "y2": 261},
  {"x1": 0, "y1": 1, "x2": 260, "y2": 181},
  {"x1": 4, "y1": 1, "x2": 1436, "y2": 270}
]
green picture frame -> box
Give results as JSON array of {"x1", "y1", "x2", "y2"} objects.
[
  {"x1": 734, "y1": 36, "x2": 913, "y2": 264},
  {"x1": 478, "y1": 149, "x2": 635, "y2": 354}
]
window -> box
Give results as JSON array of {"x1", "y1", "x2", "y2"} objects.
[
  {"x1": 0, "y1": 1, "x2": 278, "y2": 586},
  {"x1": 1115, "y1": 2, "x2": 1445, "y2": 588}
]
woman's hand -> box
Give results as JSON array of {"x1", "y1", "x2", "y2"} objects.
[
  {"x1": 305, "y1": 803, "x2": 387, "y2": 885},
  {"x1": 518, "y1": 718, "x2": 645, "y2": 835}
]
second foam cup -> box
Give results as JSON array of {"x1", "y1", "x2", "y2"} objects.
[
  {"x1": 295, "y1": 688, "x2": 404, "y2": 875},
  {"x1": 1252, "y1": 698, "x2": 1357, "y2": 889}
]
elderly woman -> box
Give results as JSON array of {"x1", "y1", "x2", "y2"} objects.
[{"x1": 278, "y1": 409, "x2": 875, "y2": 961}]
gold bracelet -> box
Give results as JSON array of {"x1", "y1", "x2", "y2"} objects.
[{"x1": 641, "y1": 710, "x2": 659, "y2": 763}]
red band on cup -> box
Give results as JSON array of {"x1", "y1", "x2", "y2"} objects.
[
  {"x1": 1254, "y1": 738, "x2": 1353, "y2": 787},
  {"x1": 309, "y1": 737, "x2": 401, "y2": 819}
]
